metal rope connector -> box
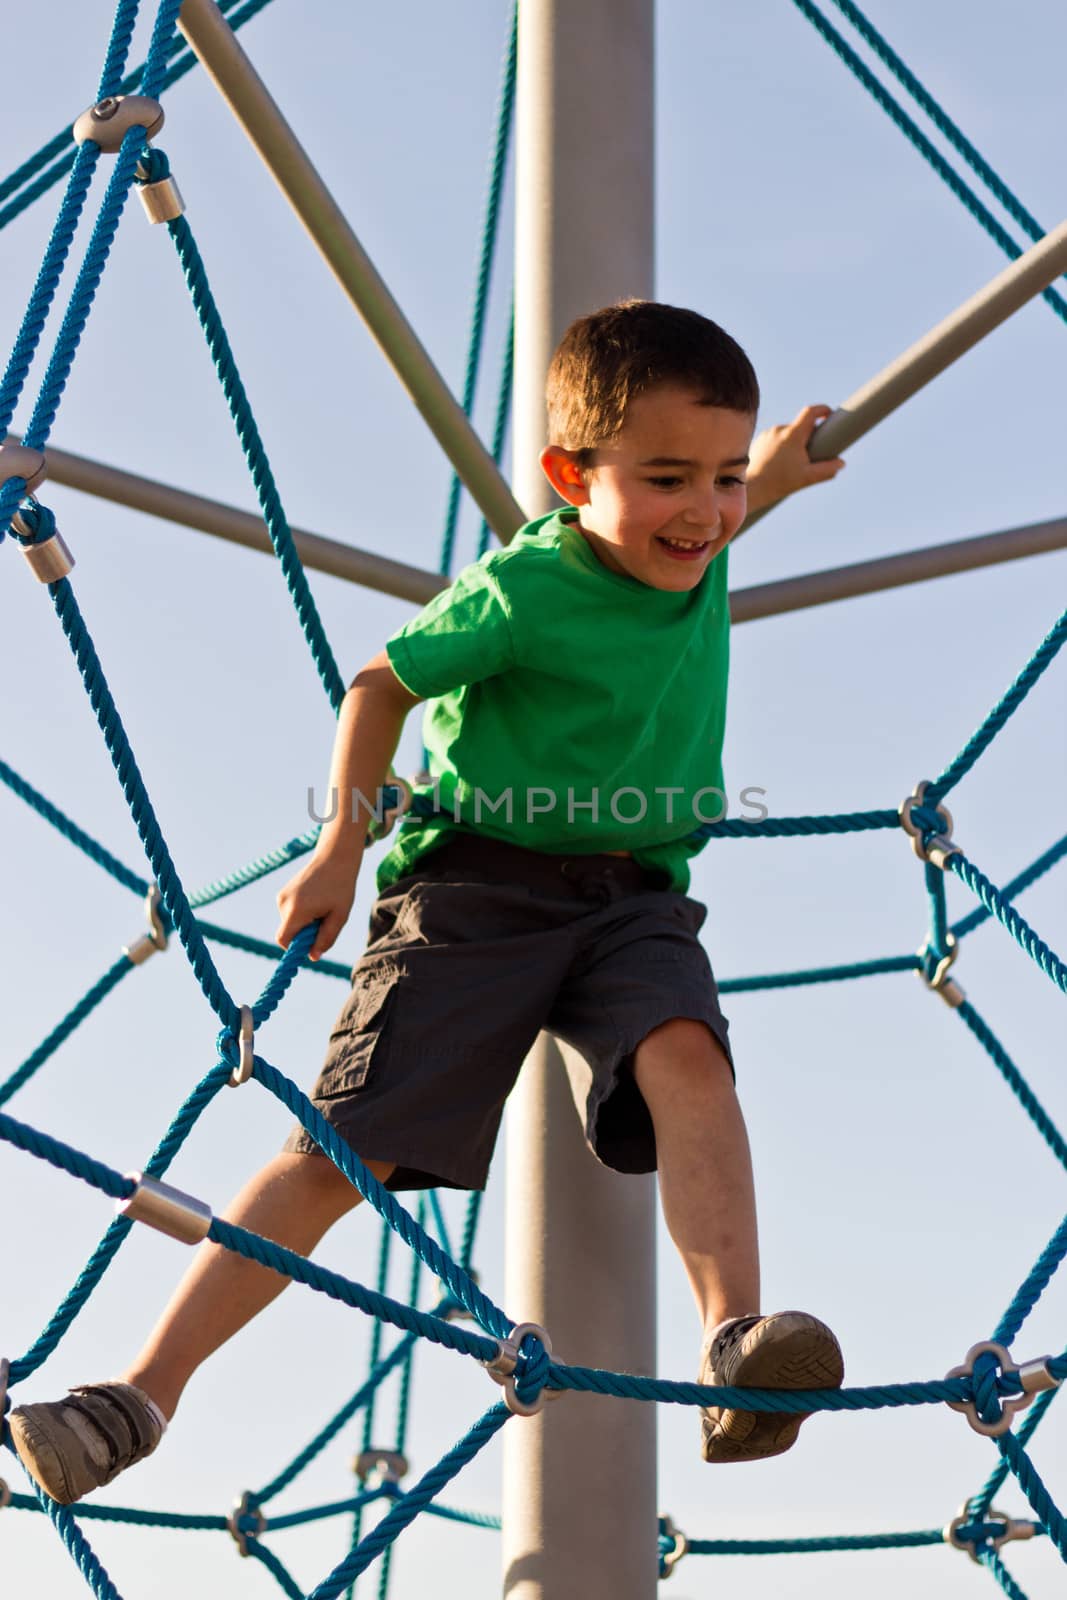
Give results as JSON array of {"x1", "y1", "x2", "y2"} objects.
[
  {"x1": 945, "y1": 1340, "x2": 1058, "y2": 1437},
  {"x1": 122, "y1": 885, "x2": 169, "y2": 965},
  {"x1": 135, "y1": 151, "x2": 185, "y2": 224},
  {"x1": 353, "y1": 1448, "x2": 408, "y2": 1486},
  {"x1": 899, "y1": 780, "x2": 961, "y2": 869},
  {"x1": 916, "y1": 932, "x2": 965, "y2": 1008},
  {"x1": 658, "y1": 1514, "x2": 689, "y2": 1577},
  {"x1": 944, "y1": 1501, "x2": 1038, "y2": 1563},
  {"x1": 73, "y1": 96, "x2": 164, "y2": 152},
  {"x1": 483, "y1": 1320, "x2": 559, "y2": 1417},
  {"x1": 227, "y1": 1006, "x2": 255, "y2": 1087},
  {"x1": 10, "y1": 499, "x2": 75, "y2": 582},
  {"x1": 116, "y1": 1172, "x2": 213, "y2": 1245},
  {"x1": 367, "y1": 775, "x2": 415, "y2": 843},
  {"x1": 227, "y1": 1490, "x2": 266, "y2": 1556}
]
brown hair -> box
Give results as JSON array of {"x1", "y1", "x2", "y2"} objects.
[{"x1": 545, "y1": 300, "x2": 759, "y2": 458}]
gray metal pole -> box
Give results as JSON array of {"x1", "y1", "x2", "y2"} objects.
[
  {"x1": 504, "y1": 5, "x2": 657, "y2": 1600},
  {"x1": 747, "y1": 216, "x2": 1067, "y2": 527},
  {"x1": 19, "y1": 434, "x2": 1065, "y2": 619},
  {"x1": 176, "y1": 0, "x2": 526, "y2": 544}
]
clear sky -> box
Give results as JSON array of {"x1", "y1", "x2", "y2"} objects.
[{"x1": 2, "y1": 2, "x2": 1065, "y2": 1597}]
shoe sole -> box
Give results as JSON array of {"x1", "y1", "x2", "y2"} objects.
[{"x1": 701, "y1": 1312, "x2": 844, "y2": 1464}]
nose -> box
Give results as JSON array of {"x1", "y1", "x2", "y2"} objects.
[{"x1": 683, "y1": 483, "x2": 721, "y2": 532}]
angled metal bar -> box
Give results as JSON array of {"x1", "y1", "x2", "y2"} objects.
[
  {"x1": 729, "y1": 513, "x2": 1067, "y2": 622},
  {"x1": 11, "y1": 435, "x2": 444, "y2": 605},
  {"x1": 14, "y1": 436, "x2": 1065, "y2": 620},
  {"x1": 748, "y1": 215, "x2": 1067, "y2": 527},
  {"x1": 176, "y1": 0, "x2": 526, "y2": 544}
]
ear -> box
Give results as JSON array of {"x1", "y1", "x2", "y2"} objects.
[{"x1": 539, "y1": 445, "x2": 591, "y2": 506}]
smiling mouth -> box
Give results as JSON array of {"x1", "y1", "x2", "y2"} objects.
[{"x1": 656, "y1": 535, "x2": 710, "y2": 559}]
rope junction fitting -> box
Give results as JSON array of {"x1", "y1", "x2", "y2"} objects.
[
  {"x1": 658, "y1": 1514, "x2": 689, "y2": 1577},
  {"x1": 945, "y1": 1341, "x2": 1061, "y2": 1438},
  {"x1": 122, "y1": 885, "x2": 169, "y2": 965},
  {"x1": 10, "y1": 500, "x2": 75, "y2": 583},
  {"x1": 116, "y1": 1173, "x2": 213, "y2": 1245},
  {"x1": 899, "y1": 779, "x2": 962, "y2": 869},
  {"x1": 227, "y1": 1005, "x2": 255, "y2": 1087},
  {"x1": 72, "y1": 96, "x2": 164, "y2": 152},
  {"x1": 916, "y1": 931, "x2": 965, "y2": 1008},
  {"x1": 227, "y1": 1490, "x2": 266, "y2": 1557},
  {"x1": 354, "y1": 1449, "x2": 409, "y2": 1486},
  {"x1": 483, "y1": 1321, "x2": 558, "y2": 1417},
  {"x1": 135, "y1": 150, "x2": 185, "y2": 224},
  {"x1": 944, "y1": 1503, "x2": 1038, "y2": 1564}
]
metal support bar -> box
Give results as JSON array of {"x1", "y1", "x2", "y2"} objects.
[
  {"x1": 728, "y1": 514, "x2": 1067, "y2": 622},
  {"x1": 747, "y1": 216, "x2": 1067, "y2": 527},
  {"x1": 176, "y1": 0, "x2": 526, "y2": 544},
  {"x1": 17, "y1": 434, "x2": 1063, "y2": 621},
  {"x1": 6, "y1": 435, "x2": 445, "y2": 606}
]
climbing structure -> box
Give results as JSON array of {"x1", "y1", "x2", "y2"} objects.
[{"x1": 1, "y1": 2, "x2": 1065, "y2": 1597}]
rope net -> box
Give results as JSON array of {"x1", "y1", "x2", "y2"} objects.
[{"x1": 1, "y1": 2, "x2": 1064, "y2": 1596}]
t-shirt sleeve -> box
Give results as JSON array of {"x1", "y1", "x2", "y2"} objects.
[{"x1": 386, "y1": 558, "x2": 515, "y2": 699}]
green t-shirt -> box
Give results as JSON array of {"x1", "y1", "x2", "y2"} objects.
[{"x1": 378, "y1": 509, "x2": 730, "y2": 893}]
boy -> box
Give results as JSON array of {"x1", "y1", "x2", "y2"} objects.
[{"x1": 11, "y1": 301, "x2": 846, "y2": 1504}]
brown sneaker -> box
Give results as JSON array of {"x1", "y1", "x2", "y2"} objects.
[
  {"x1": 700, "y1": 1310, "x2": 844, "y2": 1463},
  {"x1": 9, "y1": 1381, "x2": 166, "y2": 1504}
]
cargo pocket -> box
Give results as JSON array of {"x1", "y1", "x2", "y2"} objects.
[{"x1": 323, "y1": 958, "x2": 400, "y2": 1093}]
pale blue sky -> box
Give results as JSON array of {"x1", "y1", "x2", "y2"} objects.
[{"x1": 2, "y1": 3, "x2": 1065, "y2": 1597}]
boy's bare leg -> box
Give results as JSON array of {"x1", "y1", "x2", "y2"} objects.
[
  {"x1": 632, "y1": 1017, "x2": 759, "y2": 1328},
  {"x1": 121, "y1": 1150, "x2": 395, "y2": 1419}
]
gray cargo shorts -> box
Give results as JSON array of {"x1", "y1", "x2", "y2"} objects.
[{"x1": 284, "y1": 833, "x2": 732, "y2": 1190}]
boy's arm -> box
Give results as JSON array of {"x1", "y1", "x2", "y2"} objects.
[
  {"x1": 276, "y1": 649, "x2": 423, "y2": 960},
  {"x1": 743, "y1": 404, "x2": 846, "y2": 517}
]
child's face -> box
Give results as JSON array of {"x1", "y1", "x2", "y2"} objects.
[{"x1": 542, "y1": 386, "x2": 755, "y2": 591}]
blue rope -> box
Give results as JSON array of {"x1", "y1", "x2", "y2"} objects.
[
  {"x1": 956, "y1": 1002, "x2": 1067, "y2": 1170},
  {"x1": 437, "y1": 3, "x2": 517, "y2": 577},
  {"x1": 0, "y1": 956, "x2": 135, "y2": 1107},
  {"x1": 790, "y1": 0, "x2": 1067, "y2": 326},
  {"x1": 826, "y1": 1, "x2": 1056, "y2": 253},
  {"x1": 306, "y1": 1405, "x2": 511, "y2": 1599},
  {"x1": 929, "y1": 606, "x2": 1067, "y2": 803},
  {"x1": 948, "y1": 851, "x2": 1067, "y2": 997},
  {"x1": 475, "y1": 303, "x2": 514, "y2": 558},
  {"x1": 162, "y1": 211, "x2": 345, "y2": 709}
]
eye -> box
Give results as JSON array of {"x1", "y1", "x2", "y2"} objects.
[
  {"x1": 647, "y1": 475, "x2": 683, "y2": 489},
  {"x1": 718, "y1": 475, "x2": 746, "y2": 490}
]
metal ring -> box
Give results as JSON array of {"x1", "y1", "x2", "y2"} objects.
[
  {"x1": 945, "y1": 1341, "x2": 1036, "y2": 1437},
  {"x1": 484, "y1": 1321, "x2": 557, "y2": 1417},
  {"x1": 226, "y1": 1490, "x2": 266, "y2": 1556},
  {"x1": 899, "y1": 780, "x2": 959, "y2": 866},
  {"x1": 660, "y1": 1514, "x2": 689, "y2": 1576},
  {"x1": 944, "y1": 1501, "x2": 1037, "y2": 1563},
  {"x1": 228, "y1": 1006, "x2": 255, "y2": 1088},
  {"x1": 353, "y1": 1448, "x2": 408, "y2": 1485}
]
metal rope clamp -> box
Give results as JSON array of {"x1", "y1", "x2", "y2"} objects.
[
  {"x1": 134, "y1": 150, "x2": 185, "y2": 224},
  {"x1": 916, "y1": 931, "x2": 964, "y2": 1009},
  {"x1": 353, "y1": 1448, "x2": 408, "y2": 1487},
  {"x1": 116, "y1": 1173, "x2": 213, "y2": 1245},
  {"x1": 368, "y1": 775, "x2": 415, "y2": 843},
  {"x1": 483, "y1": 1321, "x2": 560, "y2": 1417},
  {"x1": 73, "y1": 95, "x2": 164, "y2": 152},
  {"x1": 227, "y1": 1490, "x2": 266, "y2": 1557},
  {"x1": 227, "y1": 1006, "x2": 255, "y2": 1088},
  {"x1": 899, "y1": 780, "x2": 961, "y2": 871},
  {"x1": 10, "y1": 499, "x2": 75, "y2": 583},
  {"x1": 944, "y1": 1502, "x2": 1037, "y2": 1563},
  {"x1": 659, "y1": 1514, "x2": 689, "y2": 1577},
  {"x1": 945, "y1": 1340, "x2": 1060, "y2": 1437},
  {"x1": 123, "y1": 885, "x2": 169, "y2": 965}
]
